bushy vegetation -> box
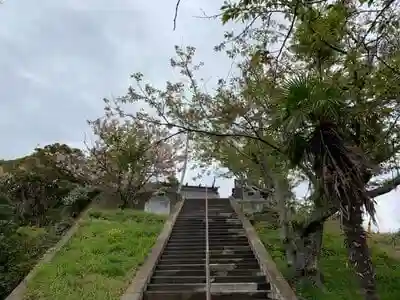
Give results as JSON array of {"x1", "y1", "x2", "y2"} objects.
[
  {"x1": 256, "y1": 219, "x2": 400, "y2": 300},
  {"x1": 23, "y1": 209, "x2": 165, "y2": 300},
  {"x1": 108, "y1": 1, "x2": 400, "y2": 299},
  {"x1": 3, "y1": 0, "x2": 400, "y2": 299},
  {"x1": 0, "y1": 111, "x2": 182, "y2": 298},
  {"x1": 0, "y1": 144, "x2": 100, "y2": 299}
]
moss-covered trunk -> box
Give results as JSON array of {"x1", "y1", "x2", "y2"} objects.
[{"x1": 341, "y1": 202, "x2": 379, "y2": 300}]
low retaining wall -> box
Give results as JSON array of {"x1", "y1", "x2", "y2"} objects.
[
  {"x1": 230, "y1": 197, "x2": 298, "y2": 300},
  {"x1": 5, "y1": 206, "x2": 92, "y2": 300},
  {"x1": 121, "y1": 200, "x2": 185, "y2": 300}
]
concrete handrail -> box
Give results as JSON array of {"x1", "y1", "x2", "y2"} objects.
[{"x1": 229, "y1": 196, "x2": 298, "y2": 300}]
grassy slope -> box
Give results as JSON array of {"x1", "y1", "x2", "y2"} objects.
[
  {"x1": 23, "y1": 209, "x2": 165, "y2": 300},
  {"x1": 255, "y1": 220, "x2": 400, "y2": 300}
]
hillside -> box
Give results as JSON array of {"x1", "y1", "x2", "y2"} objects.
[
  {"x1": 255, "y1": 219, "x2": 400, "y2": 300},
  {"x1": 0, "y1": 144, "x2": 97, "y2": 299},
  {"x1": 23, "y1": 209, "x2": 165, "y2": 300}
]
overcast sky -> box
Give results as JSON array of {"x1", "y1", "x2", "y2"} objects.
[{"x1": 0, "y1": 0, "x2": 399, "y2": 232}]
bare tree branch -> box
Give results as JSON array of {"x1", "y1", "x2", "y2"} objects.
[
  {"x1": 274, "y1": 0, "x2": 299, "y2": 77},
  {"x1": 131, "y1": 113, "x2": 284, "y2": 154},
  {"x1": 361, "y1": 0, "x2": 396, "y2": 45},
  {"x1": 367, "y1": 174, "x2": 400, "y2": 198},
  {"x1": 173, "y1": 0, "x2": 182, "y2": 30}
]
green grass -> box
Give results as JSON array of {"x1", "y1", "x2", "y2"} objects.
[
  {"x1": 23, "y1": 209, "x2": 166, "y2": 300},
  {"x1": 255, "y1": 220, "x2": 400, "y2": 300}
]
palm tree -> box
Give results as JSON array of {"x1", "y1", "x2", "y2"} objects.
[{"x1": 277, "y1": 74, "x2": 379, "y2": 300}]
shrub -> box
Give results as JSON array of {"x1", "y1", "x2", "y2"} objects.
[
  {"x1": 0, "y1": 224, "x2": 59, "y2": 299},
  {"x1": 62, "y1": 185, "x2": 100, "y2": 217}
]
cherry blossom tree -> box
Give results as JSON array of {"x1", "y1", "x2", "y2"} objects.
[{"x1": 86, "y1": 110, "x2": 183, "y2": 208}]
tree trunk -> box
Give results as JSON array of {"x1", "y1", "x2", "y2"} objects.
[
  {"x1": 274, "y1": 177, "x2": 295, "y2": 267},
  {"x1": 273, "y1": 179, "x2": 325, "y2": 287},
  {"x1": 289, "y1": 220, "x2": 324, "y2": 287},
  {"x1": 341, "y1": 203, "x2": 380, "y2": 300},
  {"x1": 296, "y1": 199, "x2": 341, "y2": 282},
  {"x1": 305, "y1": 222, "x2": 324, "y2": 286},
  {"x1": 118, "y1": 190, "x2": 129, "y2": 209}
]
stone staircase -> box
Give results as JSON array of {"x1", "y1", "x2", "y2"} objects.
[{"x1": 143, "y1": 198, "x2": 273, "y2": 300}]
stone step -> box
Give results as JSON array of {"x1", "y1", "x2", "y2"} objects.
[
  {"x1": 142, "y1": 198, "x2": 274, "y2": 299},
  {"x1": 174, "y1": 219, "x2": 240, "y2": 221},
  {"x1": 180, "y1": 206, "x2": 232, "y2": 209},
  {"x1": 167, "y1": 240, "x2": 247, "y2": 244},
  {"x1": 177, "y1": 217, "x2": 238, "y2": 220},
  {"x1": 175, "y1": 218, "x2": 240, "y2": 225},
  {"x1": 175, "y1": 217, "x2": 239, "y2": 220},
  {"x1": 165, "y1": 244, "x2": 250, "y2": 250},
  {"x1": 179, "y1": 212, "x2": 231, "y2": 215},
  {"x1": 170, "y1": 232, "x2": 242, "y2": 235},
  {"x1": 170, "y1": 230, "x2": 244, "y2": 234},
  {"x1": 171, "y1": 228, "x2": 244, "y2": 233},
  {"x1": 161, "y1": 249, "x2": 254, "y2": 257},
  {"x1": 144, "y1": 290, "x2": 272, "y2": 300},
  {"x1": 160, "y1": 253, "x2": 255, "y2": 260},
  {"x1": 175, "y1": 221, "x2": 240, "y2": 223},
  {"x1": 163, "y1": 245, "x2": 252, "y2": 251},
  {"x1": 168, "y1": 237, "x2": 249, "y2": 243},
  {"x1": 157, "y1": 257, "x2": 258, "y2": 265},
  {"x1": 170, "y1": 230, "x2": 243, "y2": 234},
  {"x1": 170, "y1": 231, "x2": 242, "y2": 234},
  {"x1": 170, "y1": 229, "x2": 245, "y2": 233},
  {"x1": 168, "y1": 237, "x2": 247, "y2": 241},
  {"x1": 153, "y1": 269, "x2": 264, "y2": 278},
  {"x1": 177, "y1": 214, "x2": 239, "y2": 216},
  {"x1": 167, "y1": 237, "x2": 248, "y2": 241},
  {"x1": 178, "y1": 216, "x2": 236, "y2": 218},
  {"x1": 172, "y1": 226, "x2": 243, "y2": 229},
  {"x1": 170, "y1": 230, "x2": 243, "y2": 233},
  {"x1": 166, "y1": 241, "x2": 250, "y2": 247},
  {"x1": 146, "y1": 282, "x2": 271, "y2": 292},
  {"x1": 181, "y1": 205, "x2": 232, "y2": 207},
  {"x1": 166, "y1": 241, "x2": 249, "y2": 247},
  {"x1": 175, "y1": 224, "x2": 239, "y2": 228},
  {"x1": 155, "y1": 262, "x2": 260, "y2": 271},
  {"x1": 160, "y1": 254, "x2": 255, "y2": 261},
  {"x1": 171, "y1": 226, "x2": 244, "y2": 231},
  {"x1": 150, "y1": 275, "x2": 267, "y2": 284},
  {"x1": 169, "y1": 233, "x2": 246, "y2": 238},
  {"x1": 181, "y1": 209, "x2": 234, "y2": 212},
  {"x1": 180, "y1": 211, "x2": 235, "y2": 214}
]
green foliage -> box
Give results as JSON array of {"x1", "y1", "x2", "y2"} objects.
[
  {"x1": 87, "y1": 113, "x2": 182, "y2": 208},
  {"x1": 112, "y1": 1, "x2": 400, "y2": 298},
  {"x1": 0, "y1": 223, "x2": 60, "y2": 299},
  {"x1": 23, "y1": 209, "x2": 165, "y2": 300},
  {"x1": 256, "y1": 222, "x2": 400, "y2": 300},
  {"x1": 0, "y1": 143, "x2": 100, "y2": 299},
  {"x1": 2, "y1": 0, "x2": 400, "y2": 298},
  {"x1": 387, "y1": 231, "x2": 400, "y2": 248},
  {"x1": 166, "y1": 174, "x2": 179, "y2": 185},
  {"x1": 0, "y1": 192, "x2": 14, "y2": 222},
  {"x1": 61, "y1": 186, "x2": 100, "y2": 218}
]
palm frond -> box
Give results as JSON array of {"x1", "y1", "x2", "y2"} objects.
[
  {"x1": 286, "y1": 133, "x2": 309, "y2": 167},
  {"x1": 281, "y1": 74, "x2": 314, "y2": 114}
]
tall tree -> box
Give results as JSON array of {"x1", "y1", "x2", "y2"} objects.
[
  {"x1": 101, "y1": 1, "x2": 400, "y2": 297},
  {"x1": 87, "y1": 112, "x2": 182, "y2": 208},
  {"x1": 217, "y1": 1, "x2": 400, "y2": 298}
]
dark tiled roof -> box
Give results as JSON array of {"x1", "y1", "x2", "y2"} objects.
[{"x1": 140, "y1": 182, "x2": 219, "y2": 193}]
